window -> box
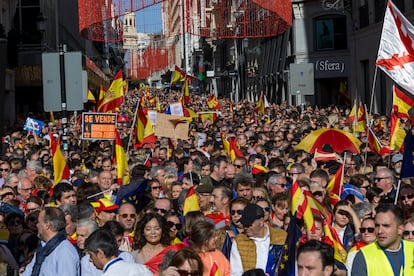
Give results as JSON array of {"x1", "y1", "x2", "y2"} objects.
[{"x1": 314, "y1": 16, "x2": 347, "y2": 51}]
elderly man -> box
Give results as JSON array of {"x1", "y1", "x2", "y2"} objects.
[
  {"x1": 374, "y1": 168, "x2": 396, "y2": 202},
  {"x1": 230, "y1": 204, "x2": 287, "y2": 275},
  {"x1": 22, "y1": 207, "x2": 80, "y2": 276},
  {"x1": 266, "y1": 174, "x2": 287, "y2": 198},
  {"x1": 16, "y1": 177, "x2": 34, "y2": 206}
]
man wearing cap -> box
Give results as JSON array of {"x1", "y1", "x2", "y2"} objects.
[
  {"x1": 92, "y1": 198, "x2": 119, "y2": 227},
  {"x1": 391, "y1": 153, "x2": 403, "y2": 178},
  {"x1": 230, "y1": 203, "x2": 287, "y2": 276},
  {"x1": 195, "y1": 183, "x2": 214, "y2": 215}
]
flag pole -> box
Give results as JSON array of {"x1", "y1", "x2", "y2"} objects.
[
  {"x1": 127, "y1": 96, "x2": 141, "y2": 153},
  {"x1": 340, "y1": 152, "x2": 346, "y2": 200},
  {"x1": 362, "y1": 103, "x2": 370, "y2": 174},
  {"x1": 368, "y1": 67, "x2": 379, "y2": 115},
  {"x1": 394, "y1": 179, "x2": 402, "y2": 205}
]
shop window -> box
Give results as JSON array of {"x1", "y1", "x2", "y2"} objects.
[{"x1": 314, "y1": 16, "x2": 347, "y2": 51}]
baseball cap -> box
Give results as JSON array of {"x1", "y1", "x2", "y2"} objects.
[
  {"x1": 392, "y1": 153, "x2": 403, "y2": 163},
  {"x1": 196, "y1": 183, "x2": 214, "y2": 194},
  {"x1": 239, "y1": 204, "x2": 264, "y2": 226},
  {"x1": 91, "y1": 198, "x2": 119, "y2": 213}
]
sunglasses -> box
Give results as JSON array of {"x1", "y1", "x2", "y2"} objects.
[
  {"x1": 262, "y1": 207, "x2": 271, "y2": 212},
  {"x1": 403, "y1": 230, "x2": 414, "y2": 236},
  {"x1": 151, "y1": 186, "x2": 162, "y2": 191},
  {"x1": 252, "y1": 196, "x2": 264, "y2": 201},
  {"x1": 0, "y1": 168, "x2": 9, "y2": 172},
  {"x1": 231, "y1": 209, "x2": 244, "y2": 215},
  {"x1": 154, "y1": 207, "x2": 168, "y2": 214},
  {"x1": 374, "y1": 176, "x2": 390, "y2": 181},
  {"x1": 312, "y1": 191, "x2": 324, "y2": 197},
  {"x1": 167, "y1": 221, "x2": 182, "y2": 230},
  {"x1": 337, "y1": 210, "x2": 350, "y2": 217},
  {"x1": 274, "y1": 183, "x2": 287, "y2": 188},
  {"x1": 119, "y1": 213, "x2": 137, "y2": 219},
  {"x1": 400, "y1": 194, "x2": 414, "y2": 201},
  {"x1": 177, "y1": 270, "x2": 199, "y2": 276},
  {"x1": 26, "y1": 208, "x2": 39, "y2": 213},
  {"x1": 234, "y1": 164, "x2": 243, "y2": 169},
  {"x1": 288, "y1": 172, "x2": 300, "y2": 176},
  {"x1": 360, "y1": 227, "x2": 375, "y2": 233},
  {"x1": 360, "y1": 185, "x2": 370, "y2": 189}
]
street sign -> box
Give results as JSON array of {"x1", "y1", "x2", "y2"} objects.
[
  {"x1": 42, "y1": 52, "x2": 84, "y2": 111},
  {"x1": 289, "y1": 63, "x2": 315, "y2": 96}
]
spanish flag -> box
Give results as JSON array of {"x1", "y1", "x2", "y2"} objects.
[
  {"x1": 114, "y1": 129, "x2": 129, "y2": 185},
  {"x1": 251, "y1": 164, "x2": 268, "y2": 175},
  {"x1": 207, "y1": 94, "x2": 221, "y2": 110},
  {"x1": 136, "y1": 95, "x2": 157, "y2": 147},
  {"x1": 210, "y1": 262, "x2": 220, "y2": 276},
  {"x1": 183, "y1": 186, "x2": 200, "y2": 215},
  {"x1": 171, "y1": 65, "x2": 186, "y2": 84},
  {"x1": 326, "y1": 165, "x2": 344, "y2": 208},
  {"x1": 97, "y1": 70, "x2": 124, "y2": 113},
  {"x1": 50, "y1": 133, "x2": 70, "y2": 185},
  {"x1": 392, "y1": 85, "x2": 414, "y2": 119},
  {"x1": 390, "y1": 113, "x2": 406, "y2": 152},
  {"x1": 345, "y1": 100, "x2": 366, "y2": 133}
]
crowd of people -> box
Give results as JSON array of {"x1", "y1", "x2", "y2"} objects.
[{"x1": 0, "y1": 88, "x2": 414, "y2": 276}]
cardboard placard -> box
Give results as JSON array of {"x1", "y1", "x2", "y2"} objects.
[
  {"x1": 82, "y1": 112, "x2": 117, "y2": 140},
  {"x1": 154, "y1": 113, "x2": 189, "y2": 140}
]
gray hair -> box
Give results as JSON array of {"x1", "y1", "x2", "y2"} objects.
[
  {"x1": 150, "y1": 165, "x2": 164, "y2": 179},
  {"x1": 76, "y1": 218, "x2": 99, "y2": 235},
  {"x1": 26, "y1": 160, "x2": 43, "y2": 174},
  {"x1": 351, "y1": 202, "x2": 373, "y2": 220},
  {"x1": 267, "y1": 174, "x2": 285, "y2": 188},
  {"x1": 233, "y1": 173, "x2": 254, "y2": 187},
  {"x1": 4, "y1": 173, "x2": 18, "y2": 185}
]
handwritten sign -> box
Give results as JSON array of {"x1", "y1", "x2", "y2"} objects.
[{"x1": 82, "y1": 112, "x2": 117, "y2": 140}]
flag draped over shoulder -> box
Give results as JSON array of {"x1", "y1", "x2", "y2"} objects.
[
  {"x1": 50, "y1": 133, "x2": 70, "y2": 185},
  {"x1": 136, "y1": 95, "x2": 156, "y2": 147},
  {"x1": 114, "y1": 129, "x2": 129, "y2": 185},
  {"x1": 97, "y1": 70, "x2": 124, "y2": 113},
  {"x1": 183, "y1": 186, "x2": 200, "y2": 215},
  {"x1": 376, "y1": 0, "x2": 414, "y2": 95}
]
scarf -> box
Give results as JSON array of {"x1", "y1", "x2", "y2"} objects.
[{"x1": 31, "y1": 230, "x2": 67, "y2": 276}]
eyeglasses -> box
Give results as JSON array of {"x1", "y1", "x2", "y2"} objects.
[
  {"x1": 374, "y1": 176, "x2": 390, "y2": 181},
  {"x1": 0, "y1": 168, "x2": 9, "y2": 172},
  {"x1": 177, "y1": 270, "x2": 199, "y2": 276},
  {"x1": 167, "y1": 221, "x2": 182, "y2": 230},
  {"x1": 400, "y1": 194, "x2": 414, "y2": 201},
  {"x1": 403, "y1": 230, "x2": 414, "y2": 236},
  {"x1": 252, "y1": 196, "x2": 264, "y2": 201},
  {"x1": 360, "y1": 227, "x2": 375, "y2": 233},
  {"x1": 288, "y1": 172, "x2": 300, "y2": 176},
  {"x1": 21, "y1": 187, "x2": 33, "y2": 192},
  {"x1": 274, "y1": 139, "x2": 281, "y2": 142},
  {"x1": 154, "y1": 207, "x2": 168, "y2": 214},
  {"x1": 231, "y1": 209, "x2": 244, "y2": 215},
  {"x1": 234, "y1": 164, "x2": 243, "y2": 169},
  {"x1": 119, "y1": 213, "x2": 137, "y2": 219},
  {"x1": 151, "y1": 186, "x2": 162, "y2": 191},
  {"x1": 262, "y1": 207, "x2": 271, "y2": 212},
  {"x1": 312, "y1": 191, "x2": 324, "y2": 197}
]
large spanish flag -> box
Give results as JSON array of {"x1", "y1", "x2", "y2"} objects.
[
  {"x1": 393, "y1": 85, "x2": 414, "y2": 119},
  {"x1": 114, "y1": 129, "x2": 129, "y2": 185},
  {"x1": 97, "y1": 70, "x2": 124, "y2": 113},
  {"x1": 50, "y1": 133, "x2": 70, "y2": 185}
]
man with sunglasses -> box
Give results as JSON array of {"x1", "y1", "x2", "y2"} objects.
[
  {"x1": 351, "y1": 204, "x2": 414, "y2": 276},
  {"x1": 374, "y1": 168, "x2": 396, "y2": 202},
  {"x1": 266, "y1": 174, "x2": 287, "y2": 198},
  {"x1": 117, "y1": 203, "x2": 137, "y2": 252}
]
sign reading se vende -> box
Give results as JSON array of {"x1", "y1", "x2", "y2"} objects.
[{"x1": 82, "y1": 112, "x2": 117, "y2": 140}]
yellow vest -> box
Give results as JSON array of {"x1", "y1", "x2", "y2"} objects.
[
  {"x1": 360, "y1": 240, "x2": 414, "y2": 276},
  {"x1": 235, "y1": 227, "x2": 287, "y2": 272}
]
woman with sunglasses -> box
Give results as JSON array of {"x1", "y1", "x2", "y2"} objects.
[
  {"x1": 254, "y1": 198, "x2": 272, "y2": 226},
  {"x1": 345, "y1": 217, "x2": 376, "y2": 272},
  {"x1": 398, "y1": 184, "x2": 414, "y2": 220},
  {"x1": 165, "y1": 211, "x2": 183, "y2": 245},
  {"x1": 402, "y1": 218, "x2": 414, "y2": 242},
  {"x1": 229, "y1": 197, "x2": 250, "y2": 239}
]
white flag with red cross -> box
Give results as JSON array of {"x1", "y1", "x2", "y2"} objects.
[{"x1": 376, "y1": 0, "x2": 414, "y2": 95}]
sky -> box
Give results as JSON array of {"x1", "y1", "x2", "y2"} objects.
[{"x1": 135, "y1": 3, "x2": 162, "y2": 34}]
